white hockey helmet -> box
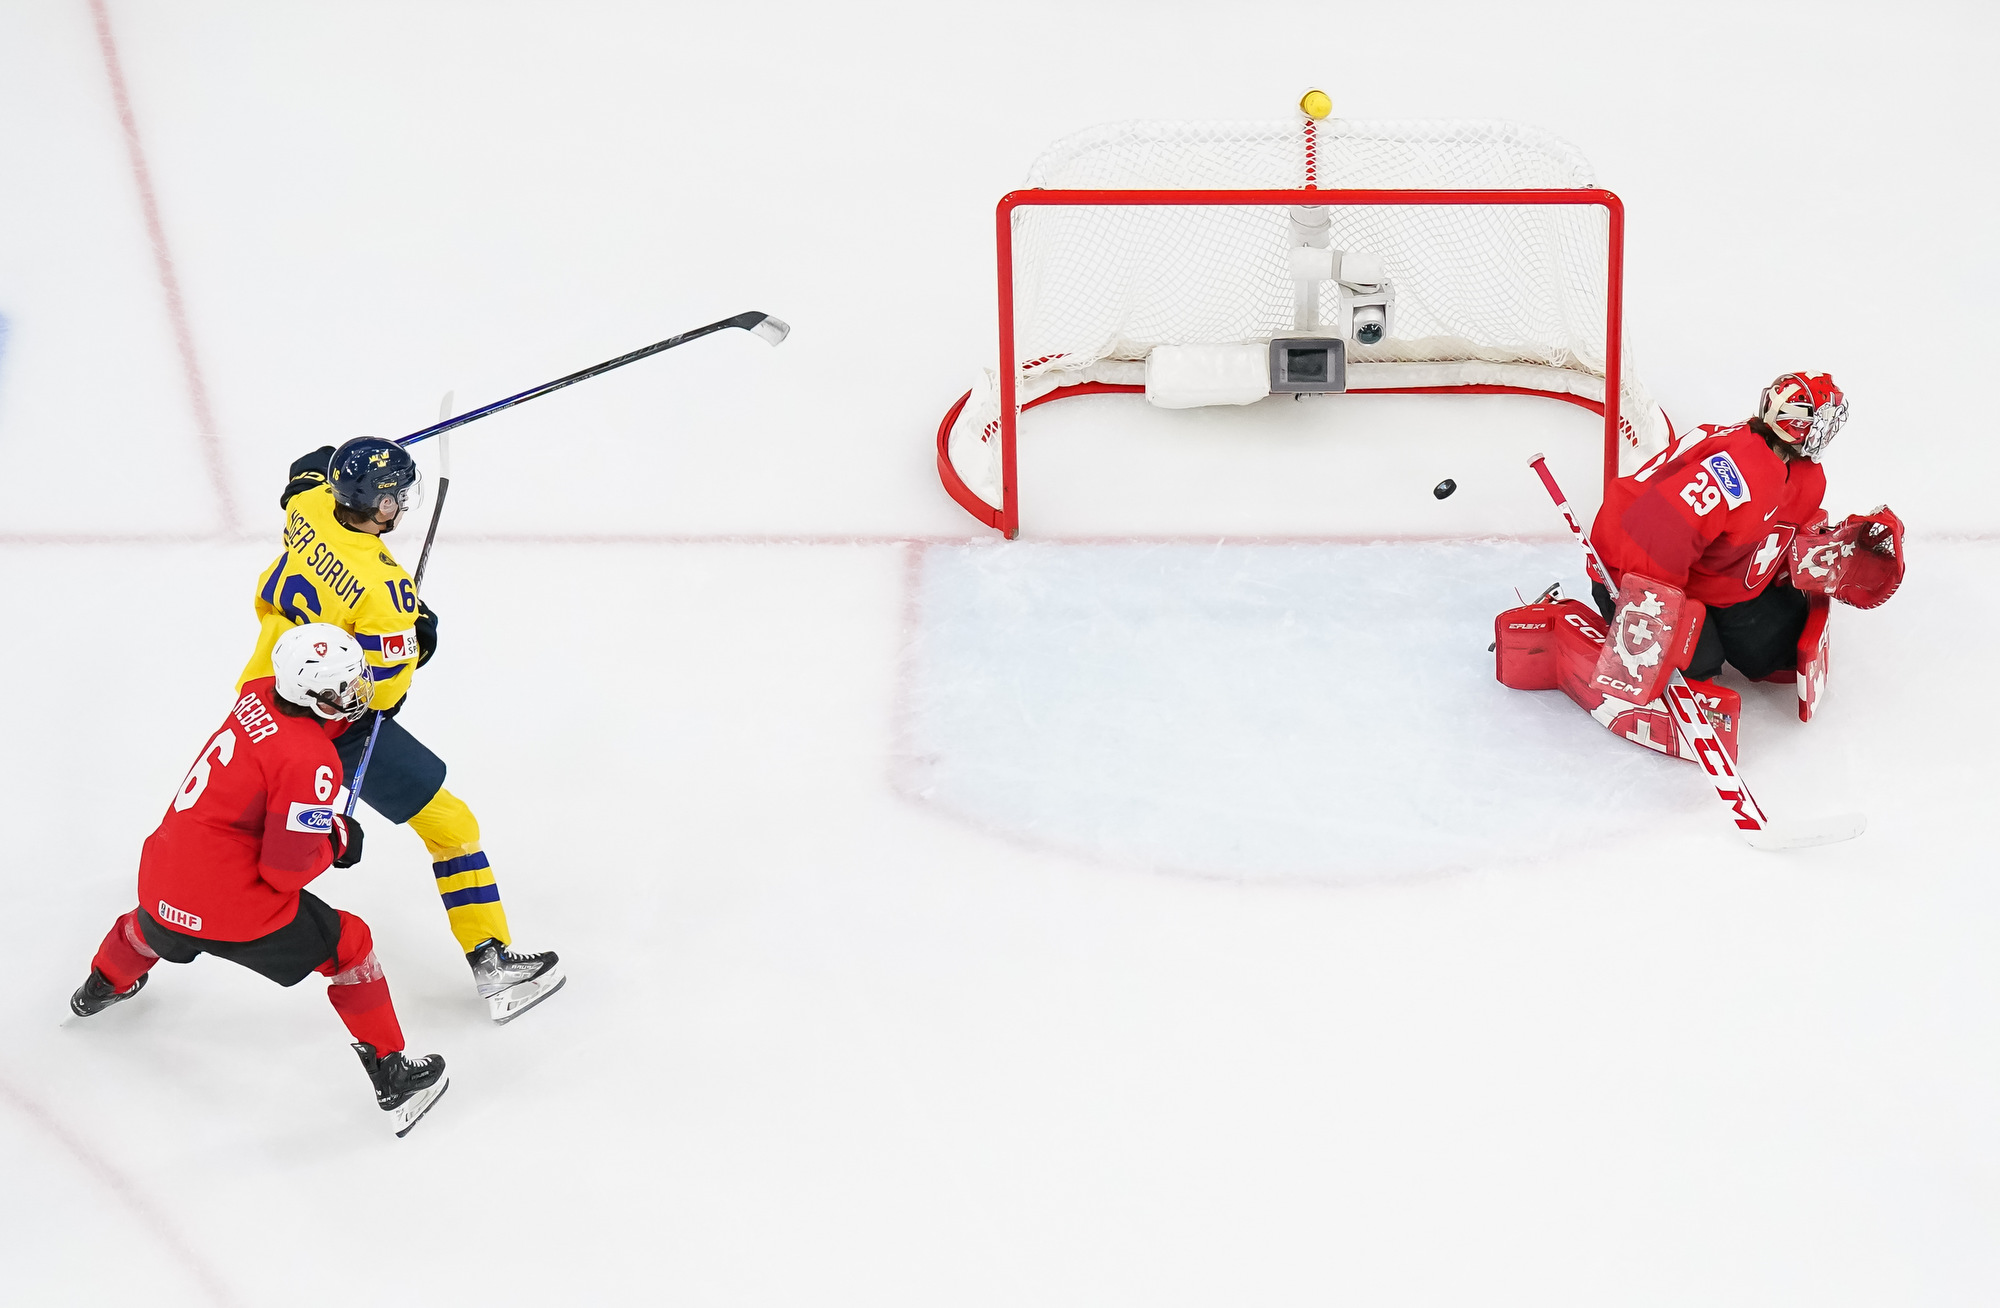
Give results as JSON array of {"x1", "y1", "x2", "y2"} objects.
[{"x1": 273, "y1": 623, "x2": 374, "y2": 721}]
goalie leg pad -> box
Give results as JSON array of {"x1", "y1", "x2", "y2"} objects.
[
  {"x1": 1588, "y1": 679, "x2": 1740, "y2": 763},
  {"x1": 1496, "y1": 598, "x2": 1740, "y2": 762},
  {"x1": 1794, "y1": 595, "x2": 1831, "y2": 722},
  {"x1": 1494, "y1": 599, "x2": 1613, "y2": 701}
]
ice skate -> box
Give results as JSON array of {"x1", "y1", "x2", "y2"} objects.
[
  {"x1": 69, "y1": 969, "x2": 146, "y2": 1018},
  {"x1": 467, "y1": 938, "x2": 565, "y2": 1024},
  {"x1": 353, "y1": 1042, "x2": 449, "y2": 1137}
]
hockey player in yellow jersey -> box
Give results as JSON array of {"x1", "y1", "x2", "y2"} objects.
[{"x1": 239, "y1": 437, "x2": 563, "y2": 1023}]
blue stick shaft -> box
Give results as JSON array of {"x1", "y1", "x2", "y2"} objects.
[{"x1": 342, "y1": 716, "x2": 382, "y2": 819}]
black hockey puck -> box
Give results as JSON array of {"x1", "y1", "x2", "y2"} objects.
[{"x1": 1433, "y1": 478, "x2": 1457, "y2": 500}]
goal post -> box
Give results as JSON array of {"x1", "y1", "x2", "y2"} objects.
[{"x1": 936, "y1": 118, "x2": 1670, "y2": 538}]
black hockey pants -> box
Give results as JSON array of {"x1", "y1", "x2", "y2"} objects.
[{"x1": 1592, "y1": 579, "x2": 1808, "y2": 682}]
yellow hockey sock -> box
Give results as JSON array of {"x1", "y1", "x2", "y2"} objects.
[{"x1": 407, "y1": 787, "x2": 511, "y2": 953}]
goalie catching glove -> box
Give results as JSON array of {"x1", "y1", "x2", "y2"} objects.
[{"x1": 1787, "y1": 506, "x2": 1905, "y2": 609}]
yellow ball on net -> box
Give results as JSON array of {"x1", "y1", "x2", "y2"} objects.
[{"x1": 1299, "y1": 89, "x2": 1332, "y2": 120}]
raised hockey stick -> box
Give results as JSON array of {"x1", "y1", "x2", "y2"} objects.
[
  {"x1": 344, "y1": 393, "x2": 455, "y2": 819},
  {"x1": 390, "y1": 311, "x2": 789, "y2": 450},
  {"x1": 411, "y1": 397, "x2": 452, "y2": 592},
  {"x1": 1527, "y1": 453, "x2": 1864, "y2": 852}
]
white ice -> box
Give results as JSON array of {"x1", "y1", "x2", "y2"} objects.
[
  {"x1": 3, "y1": 3, "x2": 1998, "y2": 1306},
  {"x1": 904, "y1": 540, "x2": 1696, "y2": 881}
]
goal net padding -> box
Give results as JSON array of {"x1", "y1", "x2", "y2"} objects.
[{"x1": 937, "y1": 117, "x2": 1672, "y2": 536}]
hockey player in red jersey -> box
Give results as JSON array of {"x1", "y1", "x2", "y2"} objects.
[
  {"x1": 1590, "y1": 371, "x2": 1903, "y2": 687},
  {"x1": 70, "y1": 624, "x2": 448, "y2": 1137},
  {"x1": 1496, "y1": 373, "x2": 1904, "y2": 763}
]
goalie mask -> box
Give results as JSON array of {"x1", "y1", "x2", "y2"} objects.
[
  {"x1": 273, "y1": 623, "x2": 375, "y2": 721},
  {"x1": 1757, "y1": 371, "x2": 1847, "y2": 461}
]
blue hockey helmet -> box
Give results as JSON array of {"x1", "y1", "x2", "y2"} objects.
[{"x1": 328, "y1": 437, "x2": 422, "y2": 521}]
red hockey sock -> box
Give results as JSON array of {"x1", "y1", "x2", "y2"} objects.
[
  {"x1": 91, "y1": 910, "x2": 160, "y2": 992},
  {"x1": 317, "y1": 912, "x2": 405, "y2": 1055}
]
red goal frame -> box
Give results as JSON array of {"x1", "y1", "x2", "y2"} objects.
[{"x1": 936, "y1": 186, "x2": 1631, "y2": 538}]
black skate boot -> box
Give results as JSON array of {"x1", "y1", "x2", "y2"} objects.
[
  {"x1": 353, "y1": 1042, "x2": 450, "y2": 1138},
  {"x1": 467, "y1": 938, "x2": 565, "y2": 1025},
  {"x1": 69, "y1": 969, "x2": 146, "y2": 1017}
]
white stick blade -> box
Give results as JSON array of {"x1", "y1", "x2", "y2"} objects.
[
  {"x1": 749, "y1": 315, "x2": 790, "y2": 346},
  {"x1": 437, "y1": 393, "x2": 454, "y2": 476},
  {"x1": 1742, "y1": 811, "x2": 1867, "y2": 851}
]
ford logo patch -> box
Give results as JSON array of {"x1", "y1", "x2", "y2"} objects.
[{"x1": 287, "y1": 801, "x2": 336, "y2": 833}]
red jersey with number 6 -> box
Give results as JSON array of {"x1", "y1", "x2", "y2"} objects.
[
  {"x1": 1592, "y1": 421, "x2": 1827, "y2": 608},
  {"x1": 136, "y1": 678, "x2": 346, "y2": 941}
]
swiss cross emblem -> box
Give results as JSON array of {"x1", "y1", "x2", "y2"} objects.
[
  {"x1": 1744, "y1": 526, "x2": 1796, "y2": 586},
  {"x1": 1612, "y1": 591, "x2": 1668, "y2": 679},
  {"x1": 313, "y1": 641, "x2": 328, "y2": 656},
  {"x1": 1796, "y1": 538, "x2": 1849, "y2": 582}
]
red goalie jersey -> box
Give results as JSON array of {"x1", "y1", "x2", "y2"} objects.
[
  {"x1": 1593, "y1": 422, "x2": 1827, "y2": 608},
  {"x1": 137, "y1": 677, "x2": 348, "y2": 941}
]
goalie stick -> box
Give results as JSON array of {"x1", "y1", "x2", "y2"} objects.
[
  {"x1": 345, "y1": 394, "x2": 455, "y2": 819},
  {"x1": 1527, "y1": 454, "x2": 1864, "y2": 852},
  {"x1": 391, "y1": 311, "x2": 789, "y2": 450}
]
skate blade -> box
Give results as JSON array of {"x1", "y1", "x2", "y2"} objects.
[
  {"x1": 391, "y1": 1074, "x2": 449, "y2": 1138},
  {"x1": 488, "y1": 966, "x2": 566, "y2": 1025}
]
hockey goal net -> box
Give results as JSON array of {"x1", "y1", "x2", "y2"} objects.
[{"x1": 937, "y1": 115, "x2": 1670, "y2": 536}]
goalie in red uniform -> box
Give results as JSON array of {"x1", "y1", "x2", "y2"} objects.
[
  {"x1": 68, "y1": 624, "x2": 449, "y2": 1137},
  {"x1": 1591, "y1": 371, "x2": 1903, "y2": 689},
  {"x1": 1496, "y1": 372, "x2": 1904, "y2": 760}
]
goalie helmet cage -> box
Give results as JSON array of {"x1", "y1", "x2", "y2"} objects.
[{"x1": 935, "y1": 116, "x2": 1672, "y2": 538}]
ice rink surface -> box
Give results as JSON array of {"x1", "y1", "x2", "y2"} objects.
[{"x1": 2, "y1": 2, "x2": 1997, "y2": 1304}]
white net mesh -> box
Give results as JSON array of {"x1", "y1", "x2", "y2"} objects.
[{"x1": 947, "y1": 117, "x2": 1668, "y2": 510}]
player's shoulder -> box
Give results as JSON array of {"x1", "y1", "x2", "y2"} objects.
[
  {"x1": 1654, "y1": 421, "x2": 1782, "y2": 515},
  {"x1": 1702, "y1": 422, "x2": 1790, "y2": 498},
  {"x1": 228, "y1": 677, "x2": 337, "y2": 760},
  {"x1": 287, "y1": 482, "x2": 338, "y2": 529},
  {"x1": 291, "y1": 489, "x2": 409, "y2": 574}
]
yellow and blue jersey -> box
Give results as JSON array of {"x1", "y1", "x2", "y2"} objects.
[{"x1": 237, "y1": 484, "x2": 424, "y2": 711}]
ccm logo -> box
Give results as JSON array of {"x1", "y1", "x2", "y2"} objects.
[
  {"x1": 1594, "y1": 674, "x2": 1646, "y2": 698},
  {"x1": 157, "y1": 900, "x2": 202, "y2": 932},
  {"x1": 1563, "y1": 613, "x2": 1606, "y2": 643}
]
